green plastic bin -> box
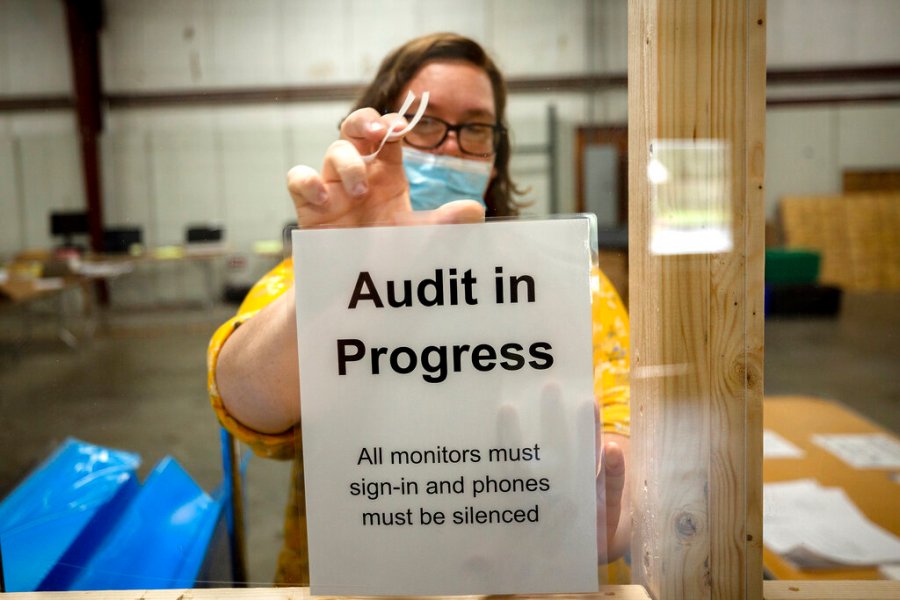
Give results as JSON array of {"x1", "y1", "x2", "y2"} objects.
[{"x1": 765, "y1": 248, "x2": 821, "y2": 285}]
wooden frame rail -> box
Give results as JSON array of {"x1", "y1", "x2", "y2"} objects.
[
  {"x1": 628, "y1": 0, "x2": 766, "y2": 598},
  {"x1": 4, "y1": 582, "x2": 900, "y2": 599}
]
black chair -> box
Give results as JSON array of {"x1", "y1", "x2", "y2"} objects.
[
  {"x1": 186, "y1": 226, "x2": 224, "y2": 244},
  {"x1": 102, "y1": 227, "x2": 143, "y2": 254}
]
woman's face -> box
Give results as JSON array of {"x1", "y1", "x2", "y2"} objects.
[{"x1": 400, "y1": 60, "x2": 497, "y2": 163}]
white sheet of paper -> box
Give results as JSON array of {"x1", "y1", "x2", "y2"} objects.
[
  {"x1": 293, "y1": 219, "x2": 598, "y2": 596},
  {"x1": 812, "y1": 433, "x2": 900, "y2": 469},
  {"x1": 33, "y1": 277, "x2": 65, "y2": 291},
  {"x1": 880, "y1": 564, "x2": 900, "y2": 580},
  {"x1": 764, "y1": 478, "x2": 900, "y2": 568},
  {"x1": 763, "y1": 429, "x2": 805, "y2": 458}
]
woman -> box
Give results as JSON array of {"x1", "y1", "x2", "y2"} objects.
[{"x1": 208, "y1": 32, "x2": 631, "y2": 585}]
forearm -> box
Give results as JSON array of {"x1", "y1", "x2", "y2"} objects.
[{"x1": 216, "y1": 285, "x2": 301, "y2": 434}]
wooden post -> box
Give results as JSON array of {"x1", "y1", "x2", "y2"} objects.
[{"x1": 627, "y1": 1, "x2": 766, "y2": 599}]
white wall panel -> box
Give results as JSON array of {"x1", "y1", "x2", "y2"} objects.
[
  {"x1": 588, "y1": 89, "x2": 628, "y2": 125},
  {"x1": 850, "y1": 2, "x2": 900, "y2": 65},
  {"x1": 150, "y1": 127, "x2": 219, "y2": 246},
  {"x1": 101, "y1": 0, "x2": 610, "y2": 90},
  {"x1": 209, "y1": 0, "x2": 282, "y2": 86},
  {"x1": 836, "y1": 104, "x2": 900, "y2": 169},
  {"x1": 6, "y1": 112, "x2": 75, "y2": 136},
  {"x1": 280, "y1": 0, "x2": 352, "y2": 83},
  {"x1": 344, "y1": 0, "x2": 420, "y2": 80},
  {"x1": 103, "y1": 0, "x2": 213, "y2": 90},
  {"x1": 764, "y1": 103, "x2": 900, "y2": 220},
  {"x1": 102, "y1": 1, "x2": 153, "y2": 90},
  {"x1": 592, "y1": 0, "x2": 628, "y2": 73},
  {"x1": 0, "y1": 114, "x2": 80, "y2": 253},
  {"x1": 764, "y1": 108, "x2": 839, "y2": 218},
  {"x1": 416, "y1": 0, "x2": 488, "y2": 44},
  {"x1": 98, "y1": 102, "x2": 349, "y2": 258},
  {"x1": 102, "y1": 130, "x2": 154, "y2": 229},
  {"x1": 768, "y1": 0, "x2": 900, "y2": 67},
  {"x1": 0, "y1": 135, "x2": 23, "y2": 255},
  {"x1": 106, "y1": 107, "x2": 222, "y2": 251},
  {"x1": 511, "y1": 152, "x2": 551, "y2": 217},
  {"x1": 18, "y1": 133, "x2": 85, "y2": 249},
  {"x1": 281, "y1": 102, "x2": 352, "y2": 170},
  {"x1": 0, "y1": 0, "x2": 70, "y2": 95},
  {"x1": 490, "y1": 0, "x2": 588, "y2": 75},
  {"x1": 219, "y1": 127, "x2": 290, "y2": 248}
]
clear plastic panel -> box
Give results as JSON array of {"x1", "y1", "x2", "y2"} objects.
[{"x1": 288, "y1": 214, "x2": 617, "y2": 594}]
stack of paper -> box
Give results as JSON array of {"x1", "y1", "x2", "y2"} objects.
[{"x1": 764, "y1": 478, "x2": 900, "y2": 569}]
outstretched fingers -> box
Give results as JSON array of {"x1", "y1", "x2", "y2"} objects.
[
  {"x1": 323, "y1": 139, "x2": 369, "y2": 198},
  {"x1": 598, "y1": 440, "x2": 626, "y2": 539},
  {"x1": 287, "y1": 164, "x2": 327, "y2": 209}
]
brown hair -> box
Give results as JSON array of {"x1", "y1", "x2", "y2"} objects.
[{"x1": 351, "y1": 32, "x2": 523, "y2": 217}]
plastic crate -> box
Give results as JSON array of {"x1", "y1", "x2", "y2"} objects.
[{"x1": 765, "y1": 248, "x2": 821, "y2": 285}]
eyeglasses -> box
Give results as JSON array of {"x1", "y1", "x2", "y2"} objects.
[{"x1": 403, "y1": 114, "x2": 504, "y2": 157}]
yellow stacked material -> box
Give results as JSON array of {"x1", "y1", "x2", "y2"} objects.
[
  {"x1": 780, "y1": 193, "x2": 900, "y2": 291},
  {"x1": 843, "y1": 169, "x2": 900, "y2": 193},
  {"x1": 877, "y1": 194, "x2": 900, "y2": 289}
]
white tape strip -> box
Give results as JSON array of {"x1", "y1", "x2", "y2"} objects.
[{"x1": 361, "y1": 90, "x2": 430, "y2": 163}]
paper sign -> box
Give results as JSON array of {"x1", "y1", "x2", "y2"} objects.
[{"x1": 293, "y1": 219, "x2": 599, "y2": 596}]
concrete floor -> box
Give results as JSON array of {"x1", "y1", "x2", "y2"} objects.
[
  {"x1": 1, "y1": 290, "x2": 898, "y2": 586},
  {"x1": 764, "y1": 291, "x2": 900, "y2": 433}
]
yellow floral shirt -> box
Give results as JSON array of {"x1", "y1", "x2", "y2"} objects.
[{"x1": 208, "y1": 258, "x2": 630, "y2": 585}]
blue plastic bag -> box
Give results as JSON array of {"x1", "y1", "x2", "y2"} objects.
[
  {"x1": 0, "y1": 438, "x2": 140, "y2": 592},
  {"x1": 48, "y1": 456, "x2": 225, "y2": 590}
]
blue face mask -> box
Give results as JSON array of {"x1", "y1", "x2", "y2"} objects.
[{"x1": 402, "y1": 147, "x2": 492, "y2": 211}]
